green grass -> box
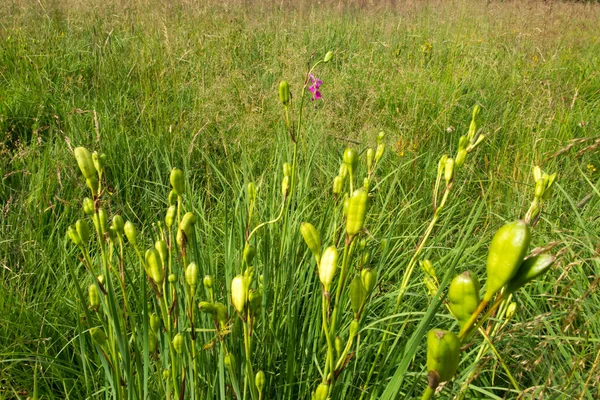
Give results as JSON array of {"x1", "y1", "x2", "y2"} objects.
[{"x1": 1, "y1": 0, "x2": 599, "y2": 398}]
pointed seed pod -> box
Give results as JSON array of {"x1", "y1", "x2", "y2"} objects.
[
  {"x1": 92, "y1": 151, "x2": 104, "y2": 174},
  {"x1": 438, "y1": 155, "x2": 448, "y2": 178},
  {"x1": 165, "y1": 206, "x2": 176, "y2": 229},
  {"x1": 89, "y1": 283, "x2": 100, "y2": 309},
  {"x1": 278, "y1": 81, "x2": 290, "y2": 105},
  {"x1": 542, "y1": 173, "x2": 557, "y2": 201},
  {"x1": 86, "y1": 177, "x2": 99, "y2": 196},
  {"x1": 76, "y1": 219, "x2": 90, "y2": 244},
  {"x1": 90, "y1": 327, "x2": 106, "y2": 347},
  {"x1": 243, "y1": 244, "x2": 256, "y2": 266},
  {"x1": 314, "y1": 383, "x2": 329, "y2": 400},
  {"x1": 124, "y1": 221, "x2": 137, "y2": 245},
  {"x1": 281, "y1": 175, "x2": 290, "y2": 197},
  {"x1": 343, "y1": 194, "x2": 349, "y2": 216},
  {"x1": 231, "y1": 275, "x2": 247, "y2": 314},
  {"x1": 335, "y1": 336, "x2": 343, "y2": 359},
  {"x1": 186, "y1": 262, "x2": 199, "y2": 287},
  {"x1": 176, "y1": 229, "x2": 184, "y2": 249},
  {"x1": 485, "y1": 220, "x2": 531, "y2": 301},
  {"x1": 458, "y1": 135, "x2": 469, "y2": 151},
  {"x1": 170, "y1": 168, "x2": 184, "y2": 196},
  {"x1": 366, "y1": 148, "x2": 375, "y2": 171},
  {"x1": 168, "y1": 189, "x2": 178, "y2": 206},
  {"x1": 172, "y1": 333, "x2": 184, "y2": 354},
  {"x1": 448, "y1": 271, "x2": 480, "y2": 328},
  {"x1": 74, "y1": 147, "x2": 96, "y2": 180},
  {"x1": 150, "y1": 314, "x2": 161, "y2": 333},
  {"x1": 455, "y1": 149, "x2": 467, "y2": 168},
  {"x1": 349, "y1": 277, "x2": 366, "y2": 315},
  {"x1": 505, "y1": 253, "x2": 556, "y2": 294},
  {"x1": 444, "y1": 158, "x2": 455, "y2": 184},
  {"x1": 427, "y1": 329, "x2": 461, "y2": 382},
  {"x1": 112, "y1": 215, "x2": 124, "y2": 235},
  {"x1": 375, "y1": 143, "x2": 385, "y2": 163},
  {"x1": 532, "y1": 166, "x2": 542, "y2": 182},
  {"x1": 319, "y1": 246, "x2": 338, "y2": 291},
  {"x1": 83, "y1": 197, "x2": 94, "y2": 215},
  {"x1": 339, "y1": 163, "x2": 348, "y2": 179},
  {"x1": 346, "y1": 189, "x2": 368, "y2": 236},
  {"x1": 249, "y1": 289, "x2": 262, "y2": 315},
  {"x1": 420, "y1": 259, "x2": 436, "y2": 278},
  {"x1": 506, "y1": 302, "x2": 517, "y2": 320},
  {"x1": 145, "y1": 248, "x2": 164, "y2": 285},
  {"x1": 155, "y1": 240, "x2": 168, "y2": 266},
  {"x1": 180, "y1": 212, "x2": 196, "y2": 238},
  {"x1": 162, "y1": 369, "x2": 170, "y2": 379},
  {"x1": 204, "y1": 275, "x2": 213, "y2": 290},
  {"x1": 363, "y1": 177, "x2": 370, "y2": 192},
  {"x1": 323, "y1": 50, "x2": 333, "y2": 63},
  {"x1": 424, "y1": 277, "x2": 438, "y2": 297},
  {"x1": 256, "y1": 370, "x2": 266, "y2": 394},
  {"x1": 67, "y1": 226, "x2": 82, "y2": 246},
  {"x1": 97, "y1": 209, "x2": 109, "y2": 236},
  {"x1": 199, "y1": 301, "x2": 217, "y2": 315},
  {"x1": 300, "y1": 222, "x2": 322, "y2": 263},
  {"x1": 343, "y1": 148, "x2": 358, "y2": 176},
  {"x1": 361, "y1": 268, "x2": 377, "y2": 293},
  {"x1": 333, "y1": 176, "x2": 343, "y2": 196},
  {"x1": 283, "y1": 162, "x2": 292, "y2": 177},
  {"x1": 359, "y1": 239, "x2": 367, "y2": 252},
  {"x1": 148, "y1": 332, "x2": 158, "y2": 353},
  {"x1": 349, "y1": 319, "x2": 359, "y2": 338},
  {"x1": 377, "y1": 131, "x2": 385, "y2": 144},
  {"x1": 535, "y1": 177, "x2": 547, "y2": 199}
]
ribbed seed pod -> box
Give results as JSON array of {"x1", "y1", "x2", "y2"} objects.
[
  {"x1": 366, "y1": 148, "x2": 375, "y2": 171},
  {"x1": 448, "y1": 271, "x2": 480, "y2": 327},
  {"x1": 148, "y1": 332, "x2": 158, "y2": 353},
  {"x1": 203, "y1": 275, "x2": 213, "y2": 289},
  {"x1": 300, "y1": 222, "x2": 322, "y2": 263},
  {"x1": 155, "y1": 240, "x2": 168, "y2": 267},
  {"x1": 145, "y1": 248, "x2": 164, "y2": 285},
  {"x1": 283, "y1": 162, "x2": 292, "y2": 177},
  {"x1": 170, "y1": 168, "x2": 184, "y2": 196},
  {"x1": 172, "y1": 333, "x2": 184, "y2": 354},
  {"x1": 74, "y1": 147, "x2": 96, "y2": 180},
  {"x1": 150, "y1": 314, "x2": 161, "y2": 333},
  {"x1": 168, "y1": 274, "x2": 176, "y2": 283},
  {"x1": 67, "y1": 226, "x2": 82, "y2": 246},
  {"x1": 333, "y1": 175, "x2": 343, "y2": 196},
  {"x1": 92, "y1": 152, "x2": 106, "y2": 174},
  {"x1": 112, "y1": 215, "x2": 124, "y2": 235},
  {"x1": 255, "y1": 370, "x2": 266, "y2": 394},
  {"x1": 97, "y1": 208, "x2": 109, "y2": 236},
  {"x1": 124, "y1": 221, "x2": 137, "y2": 245},
  {"x1": 455, "y1": 149, "x2": 467, "y2": 168},
  {"x1": 279, "y1": 81, "x2": 290, "y2": 105},
  {"x1": 185, "y1": 262, "x2": 199, "y2": 287},
  {"x1": 485, "y1": 220, "x2": 531, "y2": 301},
  {"x1": 361, "y1": 268, "x2": 377, "y2": 293},
  {"x1": 323, "y1": 50, "x2": 333, "y2": 63},
  {"x1": 168, "y1": 189, "x2": 178, "y2": 206},
  {"x1": 281, "y1": 175, "x2": 290, "y2": 197},
  {"x1": 180, "y1": 212, "x2": 196, "y2": 238},
  {"x1": 349, "y1": 277, "x2": 366, "y2": 315},
  {"x1": 343, "y1": 148, "x2": 358, "y2": 176},
  {"x1": 165, "y1": 205, "x2": 176, "y2": 229},
  {"x1": 83, "y1": 197, "x2": 94, "y2": 215},
  {"x1": 505, "y1": 253, "x2": 555, "y2": 294},
  {"x1": 319, "y1": 246, "x2": 338, "y2": 292},
  {"x1": 243, "y1": 244, "x2": 256, "y2": 266},
  {"x1": 346, "y1": 189, "x2": 368, "y2": 236},
  {"x1": 76, "y1": 219, "x2": 90, "y2": 244},
  {"x1": 314, "y1": 383, "x2": 329, "y2": 400},
  {"x1": 339, "y1": 163, "x2": 348, "y2": 180},
  {"x1": 231, "y1": 275, "x2": 247, "y2": 314},
  {"x1": 89, "y1": 284, "x2": 100, "y2": 309},
  {"x1": 249, "y1": 289, "x2": 262, "y2": 316},
  {"x1": 444, "y1": 158, "x2": 455, "y2": 184},
  {"x1": 426, "y1": 329, "x2": 461, "y2": 383}
]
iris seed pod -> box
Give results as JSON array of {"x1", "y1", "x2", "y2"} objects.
[
  {"x1": 349, "y1": 319, "x2": 359, "y2": 338},
  {"x1": 366, "y1": 148, "x2": 375, "y2": 171},
  {"x1": 176, "y1": 228, "x2": 184, "y2": 248},
  {"x1": 438, "y1": 155, "x2": 448, "y2": 177},
  {"x1": 314, "y1": 383, "x2": 329, "y2": 400},
  {"x1": 168, "y1": 274, "x2": 176, "y2": 283},
  {"x1": 67, "y1": 226, "x2": 82, "y2": 246},
  {"x1": 349, "y1": 277, "x2": 366, "y2": 315},
  {"x1": 542, "y1": 173, "x2": 557, "y2": 201},
  {"x1": 335, "y1": 336, "x2": 343, "y2": 359},
  {"x1": 420, "y1": 259, "x2": 436, "y2": 278},
  {"x1": 319, "y1": 246, "x2": 338, "y2": 291},
  {"x1": 172, "y1": 333, "x2": 184, "y2": 354},
  {"x1": 145, "y1": 248, "x2": 164, "y2": 285},
  {"x1": 256, "y1": 370, "x2": 266, "y2": 393},
  {"x1": 484, "y1": 220, "x2": 531, "y2": 301},
  {"x1": 76, "y1": 219, "x2": 90, "y2": 244},
  {"x1": 535, "y1": 177, "x2": 547, "y2": 199},
  {"x1": 155, "y1": 240, "x2": 168, "y2": 266},
  {"x1": 375, "y1": 143, "x2": 385, "y2": 163},
  {"x1": 83, "y1": 197, "x2": 94, "y2": 215},
  {"x1": 532, "y1": 166, "x2": 542, "y2": 182},
  {"x1": 243, "y1": 244, "x2": 256, "y2": 266},
  {"x1": 168, "y1": 190, "x2": 178, "y2": 206},
  {"x1": 361, "y1": 268, "x2": 377, "y2": 293},
  {"x1": 180, "y1": 212, "x2": 196, "y2": 238},
  {"x1": 90, "y1": 327, "x2": 107, "y2": 347},
  {"x1": 86, "y1": 177, "x2": 98, "y2": 195},
  {"x1": 339, "y1": 163, "x2": 348, "y2": 179},
  {"x1": 424, "y1": 277, "x2": 438, "y2": 297},
  {"x1": 124, "y1": 221, "x2": 137, "y2": 245},
  {"x1": 444, "y1": 158, "x2": 455, "y2": 184},
  {"x1": 505, "y1": 253, "x2": 556, "y2": 294},
  {"x1": 361, "y1": 251, "x2": 370, "y2": 266},
  {"x1": 427, "y1": 329, "x2": 461, "y2": 382},
  {"x1": 506, "y1": 302, "x2": 517, "y2": 320},
  {"x1": 249, "y1": 289, "x2": 262, "y2": 315},
  {"x1": 231, "y1": 275, "x2": 247, "y2": 314},
  {"x1": 204, "y1": 275, "x2": 213, "y2": 289},
  {"x1": 112, "y1": 215, "x2": 124, "y2": 235},
  {"x1": 377, "y1": 131, "x2": 385, "y2": 144},
  {"x1": 89, "y1": 284, "x2": 100, "y2": 309},
  {"x1": 215, "y1": 302, "x2": 228, "y2": 326},
  {"x1": 162, "y1": 369, "x2": 170, "y2": 379},
  {"x1": 278, "y1": 81, "x2": 290, "y2": 105},
  {"x1": 455, "y1": 149, "x2": 467, "y2": 168},
  {"x1": 359, "y1": 239, "x2": 367, "y2": 252},
  {"x1": 346, "y1": 189, "x2": 368, "y2": 236},
  {"x1": 363, "y1": 177, "x2": 370, "y2": 192},
  {"x1": 282, "y1": 175, "x2": 290, "y2": 197},
  {"x1": 74, "y1": 147, "x2": 96, "y2": 180},
  {"x1": 150, "y1": 314, "x2": 161, "y2": 333},
  {"x1": 92, "y1": 152, "x2": 104, "y2": 174},
  {"x1": 333, "y1": 175, "x2": 343, "y2": 196},
  {"x1": 283, "y1": 162, "x2": 292, "y2": 177},
  {"x1": 300, "y1": 222, "x2": 322, "y2": 263},
  {"x1": 186, "y1": 262, "x2": 199, "y2": 286},
  {"x1": 448, "y1": 271, "x2": 480, "y2": 328},
  {"x1": 458, "y1": 135, "x2": 469, "y2": 151},
  {"x1": 472, "y1": 104, "x2": 481, "y2": 119},
  {"x1": 199, "y1": 301, "x2": 217, "y2": 315},
  {"x1": 343, "y1": 195, "x2": 350, "y2": 216},
  {"x1": 165, "y1": 205, "x2": 176, "y2": 229},
  {"x1": 170, "y1": 168, "x2": 184, "y2": 196},
  {"x1": 343, "y1": 148, "x2": 358, "y2": 176},
  {"x1": 97, "y1": 209, "x2": 109, "y2": 236},
  {"x1": 148, "y1": 332, "x2": 158, "y2": 353},
  {"x1": 323, "y1": 50, "x2": 333, "y2": 63}
]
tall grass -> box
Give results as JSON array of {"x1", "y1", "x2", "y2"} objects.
[{"x1": 1, "y1": 0, "x2": 599, "y2": 398}]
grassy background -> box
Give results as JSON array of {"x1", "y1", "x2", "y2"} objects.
[{"x1": 1, "y1": 0, "x2": 599, "y2": 398}]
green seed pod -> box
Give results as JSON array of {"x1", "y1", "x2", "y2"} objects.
[
  {"x1": 375, "y1": 143, "x2": 385, "y2": 163},
  {"x1": 83, "y1": 197, "x2": 94, "y2": 215},
  {"x1": 180, "y1": 212, "x2": 196, "y2": 238},
  {"x1": 472, "y1": 104, "x2": 481, "y2": 119},
  {"x1": 346, "y1": 189, "x2": 368, "y2": 236},
  {"x1": 448, "y1": 271, "x2": 480, "y2": 328},
  {"x1": 90, "y1": 327, "x2": 106, "y2": 347},
  {"x1": 256, "y1": 370, "x2": 266, "y2": 393},
  {"x1": 231, "y1": 275, "x2": 247, "y2": 314},
  {"x1": 168, "y1": 274, "x2": 177, "y2": 283},
  {"x1": 124, "y1": 221, "x2": 137, "y2": 245},
  {"x1": 97, "y1": 208, "x2": 109, "y2": 236},
  {"x1": 185, "y1": 262, "x2": 199, "y2": 286},
  {"x1": 377, "y1": 131, "x2": 385, "y2": 144},
  {"x1": 420, "y1": 259, "x2": 436, "y2": 278},
  {"x1": 361, "y1": 251, "x2": 370, "y2": 266},
  {"x1": 165, "y1": 205, "x2": 176, "y2": 229},
  {"x1": 484, "y1": 220, "x2": 531, "y2": 301},
  {"x1": 112, "y1": 215, "x2": 124, "y2": 235},
  {"x1": 283, "y1": 162, "x2": 292, "y2": 177},
  {"x1": 86, "y1": 177, "x2": 99, "y2": 196},
  {"x1": 176, "y1": 229, "x2": 184, "y2": 248},
  {"x1": 366, "y1": 148, "x2": 375, "y2": 171},
  {"x1": 67, "y1": 226, "x2": 82, "y2": 246},
  {"x1": 506, "y1": 302, "x2": 517, "y2": 320},
  {"x1": 300, "y1": 222, "x2": 322, "y2": 263},
  {"x1": 89, "y1": 283, "x2": 100, "y2": 309},
  {"x1": 339, "y1": 163, "x2": 348, "y2": 180},
  {"x1": 542, "y1": 173, "x2": 557, "y2": 201},
  {"x1": 319, "y1": 246, "x2": 338, "y2": 291},
  {"x1": 215, "y1": 302, "x2": 228, "y2": 326},
  {"x1": 203, "y1": 275, "x2": 213, "y2": 290},
  {"x1": 148, "y1": 332, "x2": 158, "y2": 353},
  {"x1": 76, "y1": 219, "x2": 90, "y2": 244},
  {"x1": 349, "y1": 319, "x2": 359, "y2": 338},
  {"x1": 168, "y1": 189, "x2": 178, "y2": 206},
  {"x1": 359, "y1": 239, "x2": 367, "y2": 252},
  {"x1": 92, "y1": 151, "x2": 104, "y2": 174},
  {"x1": 534, "y1": 177, "x2": 547, "y2": 199},
  {"x1": 155, "y1": 240, "x2": 168, "y2": 267},
  {"x1": 170, "y1": 168, "x2": 185, "y2": 196},
  {"x1": 323, "y1": 50, "x2": 333, "y2": 63},
  {"x1": 458, "y1": 135, "x2": 469, "y2": 151},
  {"x1": 333, "y1": 175, "x2": 343, "y2": 196},
  {"x1": 279, "y1": 80, "x2": 290, "y2": 105},
  {"x1": 172, "y1": 333, "x2": 184, "y2": 354},
  {"x1": 247, "y1": 182, "x2": 257, "y2": 205},
  {"x1": 97, "y1": 275, "x2": 105, "y2": 284},
  {"x1": 199, "y1": 301, "x2": 217, "y2": 315},
  {"x1": 505, "y1": 253, "x2": 556, "y2": 294},
  {"x1": 335, "y1": 336, "x2": 343, "y2": 359},
  {"x1": 444, "y1": 158, "x2": 455, "y2": 184},
  {"x1": 145, "y1": 248, "x2": 164, "y2": 285},
  {"x1": 343, "y1": 148, "x2": 358, "y2": 176},
  {"x1": 249, "y1": 289, "x2": 262, "y2": 315},
  {"x1": 532, "y1": 166, "x2": 542, "y2": 182},
  {"x1": 349, "y1": 277, "x2": 366, "y2": 315},
  {"x1": 427, "y1": 329, "x2": 461, "y2": 382},
  {"x1": 361, "y1": 268, "x2": 377, "y2": 293},
  {"x1": 455, "y1": 149, "x2": 467, "y2": 168},
  {"x1": 74, "y1": 147, "x2": 96, "y2": 180},
  {"x1": 424, "y1": 277, "x2": 438, "y2": 297},
  {"x1": 162, "y1": 369, "x2": 170, "y2": 379},
  {"x1": 363, "y1": 177, "x2": 370, "y2": 192},
  {"x1": 150, "y1": 313, "x2": 161, "y2": 333},
  {"x1": 343, "y1": 195, "x2": 350, "y2": 216},
  {"x1": 281, "y1": 175, "x2": 290, "y2": 197},
  {"x1": 314, "y1": 383, "x2": 329, "y2": 400},
  {"x1": 243, "y1": 244, "x2": 256, "y2": 266}
]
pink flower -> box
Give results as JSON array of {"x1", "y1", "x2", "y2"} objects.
[{"x1": 308, "y1": 74, "x2": 323, "y2": 101}]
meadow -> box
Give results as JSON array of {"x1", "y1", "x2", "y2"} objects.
[{"x1": 1, "y1": 0, "x2": 599, "y2": 398}]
